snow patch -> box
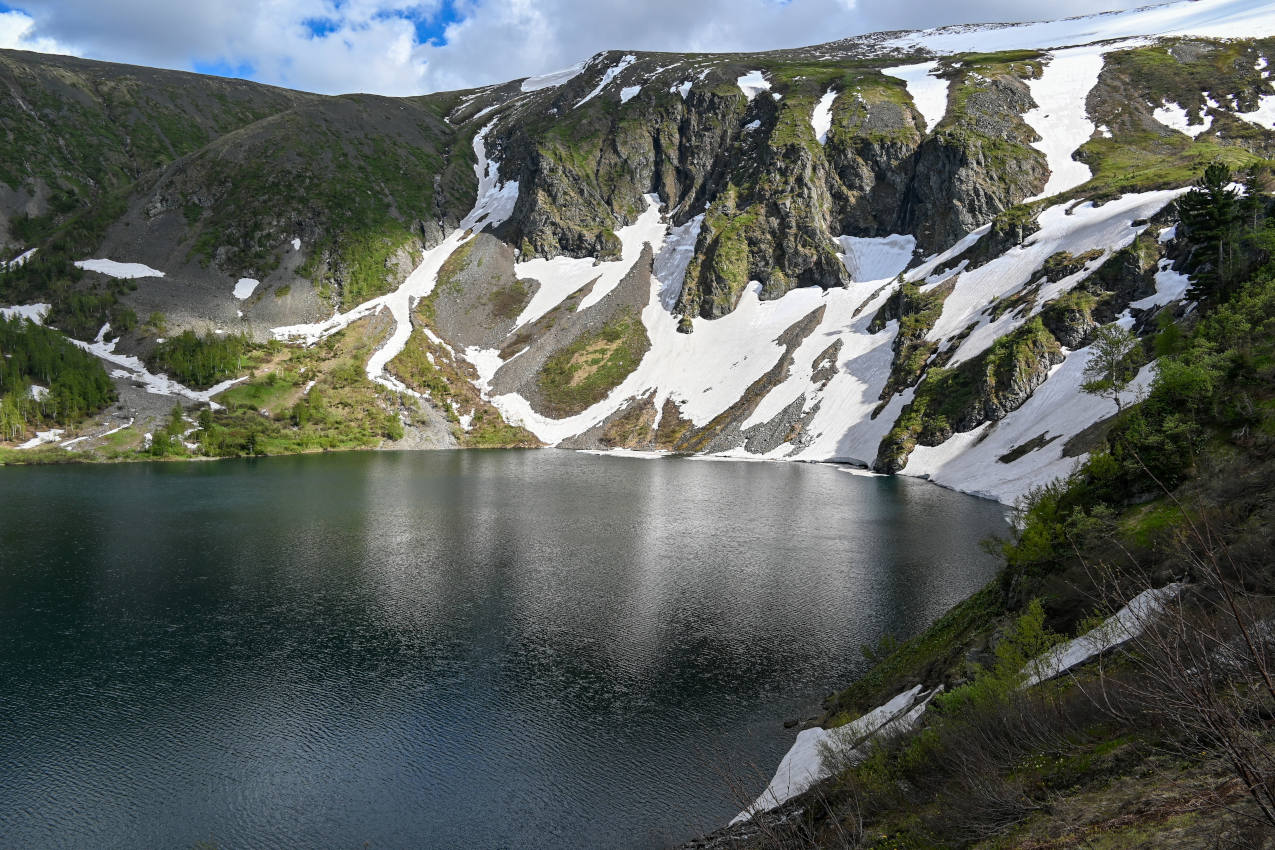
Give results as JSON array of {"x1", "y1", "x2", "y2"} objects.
[
  {"x1": 1024, "y1": 45, "x2": 1108, "y2": 201},
  {"x1": 736, "y1": 70, "x2": 771, "y2": 100},
  {"x1": 0, "y1": 303, "x2": 50, "y2": 325},
  {"x1": 74, "y1": 259, "x2": 165, "y2": 279},
  {"x1": 512, "y1": 195, "x2": 667, "y2": 326},
  {"x1": 882, "y1": 61, "x2": 949, "y2": 133},
  {"x1": 671, "y1": 80, "x2": 692, "y2": 99},
  {"x1": 4, "y1": 248, "x2": 35, "y2": 269},
  {"x1": 1025, "y1": 585, "x2": 1182, "y2": 686},
  {"x1": 732, "y1": 686, "x2": 934, "y2": 823},
  {"x1": 619, "y1": 85, "x2": 641, "y2": 104},
  {"x1": 1129, "y1": 259, "x2": 1191, "y2": 310},
  {"x1": 881, "y1": 0, "x2": 1275, "y2": 55},
  {"x1": 653, "y1": 215, "x2": 704, "y2": 311},
  {"x1": 521, "y1": 61, "x2": 585, "y2": 92},
  {"x1": 1152, "y1": 99, "x2": 1213, "y2": 137},
  {"x1": 1234, "y1": 94, "x2": 1275, "y2": 130},
  {"x1": 576, "y1": 54, "x2": 637, "y2": 107},
  {"x1": 291, "y1": 237, "x2": 301, "y2": 251},
  {"x1": 15, "y1": 428, "x2": 63, "y2": 449},
  {"x1": 233, "y1": 278, "x2": 260, "y2": 300},
  {"x1": 811, "y1": 88, "x2": 837, "y2": 144}
]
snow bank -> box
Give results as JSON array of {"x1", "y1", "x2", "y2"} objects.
[
  {"x1": 60, "y1": 418, "x2": 133, "y2": 448},
  {"x1": 576, "y1": 54, "x2": 637, "y2": 107},
  {"x1": 882, "y1": 62, "x2": 948, "y2": 133},
  {"x1": 15, "y1": 428, "x2": 63, "y2": 449},
  {"x1": 521, "y1": 61, "x2": 585, "y2": 92},
  {"x1": 619, "y1": 85, "x2": 641, "y2": 104},
  {"x1": 4, "y1": 247, "x2": 35, "y2": 269},
  {"x1": 1, "y1": 303, "x2": 51, "y2": 324},
  {"x1": 1024, "y1": 584, "x2": 1182, "y2": 686},
  {"x1": 233, "y1": 278, "x2": 260, "y2": 300},
  {"x1": 274, "y1": 123, "x2": 516, "y2": 395},
  {"x1": 1024, "y1": 45, "x2": 1107, "y2": 201},
  {"x1": 837, "y1": 234, "x2": 915, "y2": 283},
  {"x1": 811, "y1": 88, "x2": 837, "y2": 144},
  {"x1": 74, "y1": 259, "x2": 165, "y2": 279},
  {"x1": 72, "y1": 331, "x2": 245, "y2": 407},
  {"x1": 1130, "y1": 259, "x2": 1190, "y2": 310},
  {"x1": 732, "y1": 685, "x2": 933, "y2": 823},
  {"x1": 736, "y1": 70, "x2": 771, "y2": 100}
]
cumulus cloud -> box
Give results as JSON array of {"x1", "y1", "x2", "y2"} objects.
[
  {"x1": 4, "y1": 0, "x2": 1150, "y2": 95},
  {"x1": 0, "y1": 8, "x2": 73, "y2": 55}
]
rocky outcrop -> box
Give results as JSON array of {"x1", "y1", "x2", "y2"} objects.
[{"x1": 873, "y1": 317, "x2": 1065, "y2": 473}]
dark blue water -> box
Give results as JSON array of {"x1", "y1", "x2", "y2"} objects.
[{"x1": 0, "y1": 450, "x2": 1007, "y2": 849}]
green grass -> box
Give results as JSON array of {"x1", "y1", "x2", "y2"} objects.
[{"x1": 536, "y1": 310, "x2": 649, "y2": 417}]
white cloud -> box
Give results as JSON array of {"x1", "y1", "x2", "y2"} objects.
[
  {"x1": 4, "y1": 0, "x2": 1151, "y2": 95},
  {"x1": 0, "y1": 8, "x2": 73, "y2": 55}
]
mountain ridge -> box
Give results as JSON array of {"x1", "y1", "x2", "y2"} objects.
[{"x1": 0, "y1": 0, "x2": 1272, "y2": 506}]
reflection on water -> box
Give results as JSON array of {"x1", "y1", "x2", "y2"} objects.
[{"x1": 0, "y1": 450, "x2": 1007, "y2": 849}]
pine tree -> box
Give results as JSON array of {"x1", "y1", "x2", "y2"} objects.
[{"x1": 1177, "y1": 162, "x2": 1240, "y2": 296}]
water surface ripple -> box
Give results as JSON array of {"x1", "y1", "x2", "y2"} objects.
[{"x1": 0, "y1": 450, "x2": 1007, "y2": 848}]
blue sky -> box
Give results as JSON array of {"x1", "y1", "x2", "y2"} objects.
[{"x1": 0, "y1": 0, "x2": 1151, "y2": 95}]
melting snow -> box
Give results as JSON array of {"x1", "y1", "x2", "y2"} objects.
[
  {"x1": 811, "y1": 88, "x2": 837, "y2": 144},
  {"x1": 15, "y1": 428, "x2": 63, "y2": 449},
  {"x1": 513, "y1": 195, "x2": 667, "y2": 326},
  {"x1": 736, "y1": 70, "x2": 771, "y2": 100},
  {"x1": 653, "y1": 215, "x2": 704, "y2": 311},
  {"x1": 291, "y1": 237, "x2": 301, "y2": 251},
  {"x1": 521, "y1": 61, "x2": 585, "y2": 92},
  {"x1": 1152, "y1": 99, "x2": 1213, "y2": 137},
  {"x1": 671, "y1": 80, "x2": 692, "y2": 99},
  {"x1": 882, "y1": 62, "x2": 949, "y2": 133},
  {"x1": 4, "y1": 248, "x2": 35, "y2": 269},
  {"x1": 272, "y1": 123, "x2": 519, "y2": 394},
  {"x1": 74, "y1": 259, "x2": 166, "y2": 279},
  {"x1": 1235, "y1": 94, "x2": 1275, "y2": 129},
  {"x1": 577, "y1": 54, "x2": 637, "y2": 107},
  {"x1": 1130, "y1": 259, "x2": 1191, "y2": 310},
  {"x1": 0, "y1": 303, "x2": 50, "y2": 324},
  {"x1": 233, "y1": 278, "x2": 260, "y2": 299},
  {"x1": 1023, "y1": 45, "x2": 1108, "y2": 201},
  {"x1": 1024, "y1": 585, "x2": 1182, "y2": 686},
  {"x1": 733, "y1": 686, "x2": 934, "y2": 823},
  {"x1": 619, "y1": 85, "x2": 641, "y2": 104}
]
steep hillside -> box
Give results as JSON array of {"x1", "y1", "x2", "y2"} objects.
[{"x1": 1, "y1": 0, "x2": 1274, "y2": 499}]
